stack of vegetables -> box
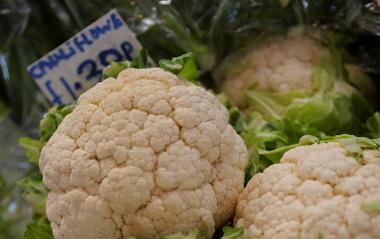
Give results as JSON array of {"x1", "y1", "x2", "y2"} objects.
[{"x1": 14, "y1": 0, "x2": 380, "y2": 238}]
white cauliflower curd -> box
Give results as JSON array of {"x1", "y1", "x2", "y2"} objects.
[
  {"x1": 235, "y1": 140, "x2": 380, "y2": 239},
  {"x1": 39, "y1": 68, "x2": 248, "y2": 239},
  {"x1": 221, "y1": 31, "x2": 329, "y2": 107}
]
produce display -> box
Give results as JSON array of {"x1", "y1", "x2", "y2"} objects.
[
  {"x1": 18, "y1": 52, "x2": 380, "y2": 238},
  {"x1": 3, "y1": 0, "x2": 380, "y2": 239},
  {"x1": 220, "y1": 27, "x2": 378, "y2": 180}
]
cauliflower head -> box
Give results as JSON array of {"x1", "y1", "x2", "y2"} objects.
[
  {"x1": 235, "y1": 140, "x2": 380, "y2": 239},
  {"x1": 39, "y1": 68, "x2": 247, "y2": 239},
  {"x1": 221, "y1": 32, "x2": 327, "y2": 107}
]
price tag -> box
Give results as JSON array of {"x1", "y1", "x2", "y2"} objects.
[{"x1": 27, "y1": 9, "x2": 143, "y2": 105}]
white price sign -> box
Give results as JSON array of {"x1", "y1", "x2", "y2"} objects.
[{"x1": 28, "y1": 9, "x2": 143, "y2": 105}]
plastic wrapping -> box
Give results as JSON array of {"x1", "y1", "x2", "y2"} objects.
[
  {"x1": 0, "y1": 0, "x2": 80, "y2": 123},
  {"x1": 2, "y1": 0, "x2": 380, "y2": 122},
  {"x1": 209, "y1": 0, "x2": 380, "y2": 92},
  {"x1": 41, "y1": 1, "x2": 380, "y2": 82},
  {"x1": 61, "y1": 1, "x2": 228, "y2": 70}
]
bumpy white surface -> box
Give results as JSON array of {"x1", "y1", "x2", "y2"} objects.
[
  {"x1": 40, "y1": 68, "x2": 247, "y2": 239},
  {"x1": 235, "y1": 142, "x2": 380, "y2": 239},
  {"x1": 222, "y1": 34, "x2": 329, "y2": 107}
]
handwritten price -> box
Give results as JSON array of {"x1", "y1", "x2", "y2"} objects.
[
  {"x1": 27, "y1": 10, "x2": 143, "y2": 105},
  {"x1": 45, "y1": 41, "x2": 134, "y2": 104}
]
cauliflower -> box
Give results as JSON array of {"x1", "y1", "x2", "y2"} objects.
[
  {"x1": 234, "y1": 136, "x2": 380, "y2": 239},
  {"x1": 216, "y1": 27, "x2": 375, "y2": 137},
  {"x1": 39, "y1": 68, "x2": 247, "y2": 239},
  {"x1": 221, "y1": 32, "x2": 325, "y2": 107},
  {"x1": 218, "y1": 29, "x2": 374, "y2": 176}
]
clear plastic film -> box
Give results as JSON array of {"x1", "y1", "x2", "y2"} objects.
[
  {"x1": 37, "y1": 1, "x2": 380, "y2": 81},
  {"x1": 0, "y1": 0, "x2": 80, "y2": 124},
  {"x1": 209, "y1": 0, "x2": 380, "y2": 88},
  {"x1": 2, "y1": 0, "x2": 380, "y2": 122}
]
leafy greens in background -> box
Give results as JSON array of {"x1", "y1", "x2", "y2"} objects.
[
  {"x1": 366, "y1": 112, "x2": 380, "y2": 138},
  {"x1": 223, "y1": 97, "x2": 318, "y2": 181},
  {"x1": 23, "y1": 212, "x2": 54, "y2": 239},
  {"x1": 19, "y1": 104, "x2": 75, "y2": 238},
  {"x1": 159, "y1": 53, "x2": 201, "y2": 84},
  {"x1": 220, "y1": 30, "x2": 376, "y2": 180},
  {"x1": 0, "y1": 115, "x2": 40, "y2": 239},
  {"x1": 206, "y1": 1, "x2": 380, "y2": 183}
]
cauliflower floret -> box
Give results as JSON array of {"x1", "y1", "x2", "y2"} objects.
[
  {"x1": 39, "y1": 68, "x2": 248, "y2": 239},
  {"x1": 221, "y1": 33, "x2": 329, "y2": 107},
  {"x1": 235, "y1": 142, "x2": 380, "y2": 239}
]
